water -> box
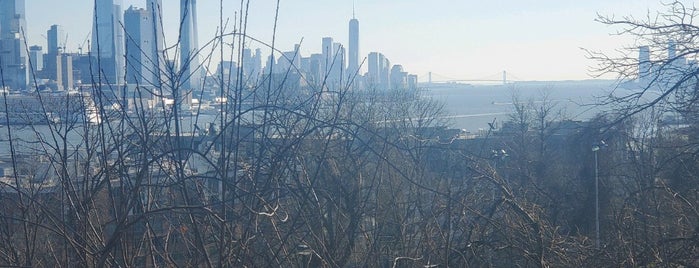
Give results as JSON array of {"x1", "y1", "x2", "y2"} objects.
[
  {"x1": 424, "y1": 80, "x2": 619, "y2": 131},
  {"x1": 0, "y1": 80, "x2": 622, "y2": 158}
]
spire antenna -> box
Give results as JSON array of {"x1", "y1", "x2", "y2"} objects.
[{"x1": 353, "y1": 1, "x2": 356, "y2": 19}]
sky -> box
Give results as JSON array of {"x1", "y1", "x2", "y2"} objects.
[{"x1": 24, "y1": 0, "x2": 674, "y2": 81}]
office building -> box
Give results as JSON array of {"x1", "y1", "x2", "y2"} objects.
[
  {"x1": 367, "y1": 52, "x2": 379, "y2": 86},
  {"x1": 0, "y1": 0, "x2": 28, "y2": 90},
  {"x1": 147, "y1": 0, "x2": 165, "y2": 87},
  {"x1": 380, "y1": 54, "x2": 390, "y2": 90},
  {"x1": 29, "y1": 45, "x2": 43, "y2": 72},
  {"x1": 322, "y1": 37, "x2": 334, "y2": 76},
  {"x1": 348, "y1": 14, "x2": 359, "y2": 79},
  {"x1": 638, "y1": 46, "x2": 650, "y2": 83},
  {"x1": 61, "y1": 53, "x2": 73, "y2": 90},
  {"x1": 124, "y1": 6, "x2": 156, "y2": 86},
  {"x1": 45, "y1": 25, "x2": 64, "y2": 84},
  {"x1": 390, "y1": 64, "x2": 407, "y2": 89},
  {"x1": 332, "y1": 42, "x2": 345, "y2": 85},
  {"x1": 180, "y1": 0, "x2": 200, "y2": 104},
  {"x1": 92, "y1": 0, "x2": 125, "y2": 86}
]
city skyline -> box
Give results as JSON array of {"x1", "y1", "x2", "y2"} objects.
[{"x1": 22, "y1": 0, "x2": 681, "y2": 81}]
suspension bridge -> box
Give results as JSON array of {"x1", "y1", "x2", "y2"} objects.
[{"x1": 418, "y1": 71, "x2": 525, "y2": 85}]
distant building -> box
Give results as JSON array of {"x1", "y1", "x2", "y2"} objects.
[
  {"x1": 29, "y1": 45, "x2": 43, "y2": 73},
  {"x1": 348, "y1": 14, "x2": 360, "y2": 80},
  {"x1": 92, "y1": 0, "x2": 125, "y2": 86},
  {"x1": 408, "y1": 74, "x2": 418, "y2": 89},
  {"x1": 180, "y1": 0, "x2": 200, "y2": 104},
  {"x1": 390, "y1": 64, "x2": 407, "y2": 89},
  {"x1": 367, "y1": 52, "x2": 380, "y2": 87},
  {"x1": 241, "y1": 48, "x2": 262, "y2": 84},
  {"x1": 124, "y1": 6, "x2": 157, "y2": 87},
  {"x1": 308, "y1": 53, "x2": 323, "y2": 86},
  {"x1": 45, "y1": 25, "x2": 64, "y2": 87},
  {"x1": 61, "y1": 53, "x2": 73, "y2": 90},
  {"x1": 638, "y1": 46, "x2": 650, "y2": 85},
  {"x1": 0, "y1": 0, "x2": 28, "y2": 90},
  {"x1": 277, "y1": 44, "x2": 302, "y2": 73},
  {"x1": 379, "y1": 54, "x2": 390, "y2": 90},
  {"x1": 332, "y1": 42, "x2": 345, "y2": 86},
  {"x1": 216, "y1": 61, "x2": 237, "y2": 85},
  {"x1": 147, "y1": 0, "x2": 166, "y2": 88},
  {"x1": 322, "y1": 37, "x2": 334, "y2": 76}
]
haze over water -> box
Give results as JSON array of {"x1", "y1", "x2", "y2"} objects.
[{"x1": 426, "y1": 80, "x2": 618, "y2": 131}]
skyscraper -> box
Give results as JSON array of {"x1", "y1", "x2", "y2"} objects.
[
  {"x1": 47, "y1": 24, "x2": 63, "y2": 56},
  {"x1": 0, "y1": 0, "x2": 28, "y2": 90},
  {"x1": 29, "y1": 45, "x2": 43, "y2": 72},
  {"x1": 180, "y1": 0, "x2": 200, "y2": 104},
  {"x1": 332, "y1": 42, "x2": 345, "y2": 85},
  {"x1": 91, "y1": 0, "x2": 125, "y2": 85},
  {"x1": 124, "y1": 6, "x2": 156, "y2": 86},
  {"x1": 367, "y1": 52, "x2": 379, "y2": 86},
  {"x1": 322, "y1": 37, "x2": 334, "y2": 75},
  {"x1": 45, "y1": 25, "x2": 64, "y2": 85},
  {"x1": 147, "y1": 0, "x2": 165, "y2": 87},
  {"x1": 638, "y1": 46, "x2": 650, "y2": 83},
  {"x1": 348, "y1": 13, "x2": 359, "y2": 79}
]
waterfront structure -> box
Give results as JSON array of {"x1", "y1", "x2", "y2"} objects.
[
  {"x1": 0, "y1": 0, "x2": 28, "y2": 90},
  {"x1": 180, "y1": 0, "x2": 200, "y2": 104},
  {"x1": 91, "y1": 0, "x2": 125, "y2": 86}
]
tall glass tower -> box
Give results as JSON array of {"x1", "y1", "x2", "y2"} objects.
[
  {"x1": 180, "y1": 0, "x2": 199, "y2": 104},
  {"x1": 0, "y1": 0, "x2": 28, "y2": 90},
  {"x1": 91, "y1": 0, "x2": 125, "y2": 86},
  {"x1": 348, "y1": 13, "x2": 360, "y2": 79}
]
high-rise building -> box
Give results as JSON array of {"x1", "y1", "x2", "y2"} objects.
[
  {"x1": 332, "y1": 42, "x2": 345, "y2": 83},
  {"x1": 381, "y1": 56, "x2": 391, "y2": 90},
  {"x1": 668, "y1": 40, "x2": 676, "y2": 59},
  {"x1": 147, "y1": 0, "x2": 165, "y2": 87},
  {"x1": 124, "y1": 6, "x2": 156, "y2": 86},
  {"x1": 309, "y1": 53, "x2": 323, "y2": 85},
  {"x1": 61, "y1": 53, "x2": 73, "y2": 90},
  {"x1": 47, "y1": 24, "x2": 63, "y2": 56},
  {"x1": 180, "y1": 0, "x2": 200, "y2": 104},
  {"x1": 638, "y1": 46, "x2": 650, "y2": 83},
  {"x1": 322, "y1": 37, "x2": 334, "y2": 75},
  {"x1": 29, "y1": 45, "x2": 43, "y2": 72},
  {"x1": 0, "y1": 0, "x2": 28, "y2": 90},
  {"x1": 390, "y1": 64, "x2": 407, "y2": 89},
  {"x1": 45, "y1": 25, "x2": 64, "y2": 84},
  {"x1": 92, "y1": 0, "x2": 125, "y2": 86},
  {"x1": 241, "y1": 48, "x2": 262, "y2": 83},
  {"x1": 242, "y1": 48, "x2": 253, "y2": 80},
  {"x1": 367, "y1": 52, "x2": 379, "y2": 86},
  {"x1": 348, "y1": 13, "x2": 359, "y2": 79}
]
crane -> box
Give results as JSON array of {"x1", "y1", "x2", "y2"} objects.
[
  {"x1": 61, "y1": 33, "x2": 68, "y2": 53},
  {"x1": 78, "y1": 32, "x2": 90, "y2": 55}
]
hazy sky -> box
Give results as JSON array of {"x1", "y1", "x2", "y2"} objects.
[{"x1": 25, "y1": 0, "x2": 672, "y2": 81}]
